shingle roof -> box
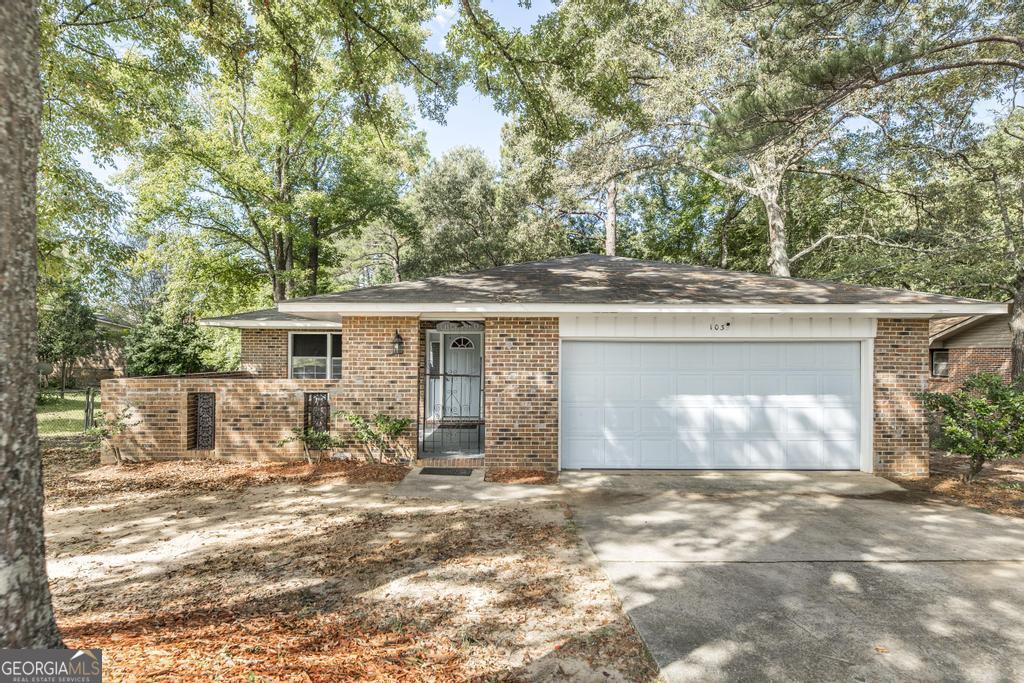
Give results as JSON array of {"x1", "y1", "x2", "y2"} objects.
[
  {"x1": 201, "y1": 308, "x2": 341, "y2": 328},
  {"x1": 281, "y1": 254, "x2": 992, "y2": 307}
]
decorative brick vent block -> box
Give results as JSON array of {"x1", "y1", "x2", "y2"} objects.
[{"x1": 874, "y1": 319, "x2": 930, "y2": 478}]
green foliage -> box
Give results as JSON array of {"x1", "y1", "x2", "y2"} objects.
[
  {"x1": 345, "y1": 413, "x2": 413, "y2": 463},
  {"x1": 123, "y1": 307, "x2": 211, "y2": 376},
  {"x1": 38, "y1": 284, "x2": 99, "y2": 397},
  {"x1": 87, "y1": 407, "x2": 138, "y2": 464},
  {"x1": 277, "y1": 427, "x2": 343, "y2": 464},
  {"x1": 920, "y1": 374, "x2": 1024, "y2": 482}
]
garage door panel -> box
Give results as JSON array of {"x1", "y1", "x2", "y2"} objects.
[
  {"x1": 676, "y1": 373, "x2": 711, "y2": 396},
  {"x1": 712, "y1": 440, "x2": 749, "y2": 467},
  {"x1": 712, "y1": 344, "x2": 747, "y2": 369},
  {"x1": 786, "y1": 439, "x2": 824, "y2": 468},
  {"x1": 675, "y1": 343, "x2": 711, "y2": 369},
  {"x1": 604, "y1": 375, "x2": 642, "y2": 402},
  {"x1": 563, "y1": 438, "x2": 604, "y2": 469},
  {"x1": 641, "y1": 374, "x2": 676, "y2": 401},
  {"x1": 823, "y1": 406, "x2": 858, "y2": 432},
  {"x1": 825, "y1": 439, "x2": 860, "y2": 468},
  {"x1": 748, "y1": 440, "x2": 786, "y2": 467},
  {"x1": 711, "y1": 374, "x2": 748, "y2": 396},
  {"x1": 713, "y1": 406, "x2": 749, "y2": 433},
  {"x1": 564, "y1": 372, "x2": 603, "y2": 403},
  {"x1": 786, "y1": 344, "x2": 822, "y2": 369},
  {"x1": 641, "y1": 343, "x2": 675, "y2": 370},
  {"x1": 561, "y1": 341, "x2": 861, "y2": 470},
  {"x1": 563, "y1": 406, "x2": 603, "y2": 435},
  {"x1": 675, "y1": 405, "x2": 712, "y2": 431},
  {"x1": 605, "y1": 344, "x2": 642, "y2": 370}
]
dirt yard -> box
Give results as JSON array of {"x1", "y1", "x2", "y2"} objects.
[
  {"x1": 42, "y1": 438, "x2": 657, "y2": 682},
  {"x1": 896, "y1": 452, "x2": 1024, "y2": 519}
]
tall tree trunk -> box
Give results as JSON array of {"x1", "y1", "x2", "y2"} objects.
[
  {"x1": 1010, "y1": 272, "x2": 1024, "y2": 382},
  {"x1": 750, "y1": 158, "x2": 791, "y2": 277},
  {"x1": 272, "y1": 232, "x2": 287, "y2": 302},
  {"x1": 0, "y1": 0, "x2": 63, "y2": 648},
  {"x1": 605, "y1": 177, "x2": 617, "y2": 257},
  {"x1": 283, "y1": 235, "x2": 294, "y2": 298},
  {"x1": 307, "y1": 215, "x2": 320, "y2": 295},
  {"x1": 59, "y1": 364, "x2": 67, "y2": 399}
]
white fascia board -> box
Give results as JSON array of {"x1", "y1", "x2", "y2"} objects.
[
  {"x1": 199, "y1": 319, "x2": 342, "y2": 329},
  {"x1": 277, "y1": 301, "x2": 1008, "y2": 317}
]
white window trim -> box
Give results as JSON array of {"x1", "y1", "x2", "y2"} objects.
[{"x1": 288, "y1": 331, "x2": 341, "y2": 380}]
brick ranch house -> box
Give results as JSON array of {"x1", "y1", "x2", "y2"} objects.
[
  {"x1": 100, "y1": 255, "x2": 1006, "y2": 478},
  {"x1": 928, "y1": 311, "x2": 1012, "y2": 391}
]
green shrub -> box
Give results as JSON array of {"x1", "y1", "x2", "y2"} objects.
[
  {"x1": 276, "y1": 427, "x2": 342, "y2": 465},
  {"x1": 920, "y1": 373, "x2": 1024, "y2": 482},
  {"x1": 345, "y1": 413, "x2": 413, "y2": 463}
]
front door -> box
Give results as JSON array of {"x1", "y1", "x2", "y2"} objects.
[{"x1": 426, "y1": 330, "x2": 483, "y2": 421}]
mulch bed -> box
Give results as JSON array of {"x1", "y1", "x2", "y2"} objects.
[
  {"x1": 42, "y1": 437, "x2": 409, "y2": 503},
  {"x1": 895, "y1": 452, "x2": 1024, "y2": 518},
  {"x1": 485, "y1": 468, "x2": 559, "y2": 485}
]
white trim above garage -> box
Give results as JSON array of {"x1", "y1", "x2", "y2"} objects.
[{"x1": 559, "y1": 314, "x2": 877, "y2": 340}]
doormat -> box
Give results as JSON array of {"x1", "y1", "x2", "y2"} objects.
[{"x1": 420, "y1": 467, "x2": 473, "y2": 477}]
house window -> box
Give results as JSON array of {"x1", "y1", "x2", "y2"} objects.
[
  {"x1": 290, "y1": 333, "x2": 342, "y2": 379},
  {"x1": 931, "y1": 349, "x2": 950, "y2": 378}
]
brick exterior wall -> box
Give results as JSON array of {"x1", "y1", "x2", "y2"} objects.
[
  {"x1": 873, "y1": 319, "x2": 930, "y2": 478},
  {"x1": 928, "y1": 347, "x2": 1011, "y2": 392},
  {"x1": 484, "y1": 317, "x2": 560, "y2": 471},
  {"x1": 102, "y1": 317, "x2": 419, "y2": 463}
]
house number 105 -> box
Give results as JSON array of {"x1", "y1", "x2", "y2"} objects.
[{"x1": 709, "y1": 321, "x2": 732, "y2": 332}]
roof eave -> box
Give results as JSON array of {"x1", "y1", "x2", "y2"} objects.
[
  {"x1": 277, "y1": 301, "x2": 1008, "y2": 317},
  {"x1": 200, "y1": 319, "x2": 343, "y2": 329}
]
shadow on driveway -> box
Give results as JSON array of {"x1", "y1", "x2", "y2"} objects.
[{"x1": 563, "y1": 471, "x2": 1024, "y2": 682}]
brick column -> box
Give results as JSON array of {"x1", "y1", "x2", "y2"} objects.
[
  {"x1": 336, "y1": 316, "x2": 420, "y2": 458},
  {"x1": 873, "y1": 319, "x2": 929, "y2": 478},
  {"x1": 484, "y1": 317, "x2": 559, "y2": 471}
]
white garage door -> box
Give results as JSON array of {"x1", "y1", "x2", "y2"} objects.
[{"x1": 561, "y1": 341, "x2": 861, "y2": 470}]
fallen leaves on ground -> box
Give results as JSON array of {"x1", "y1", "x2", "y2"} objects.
[
  {"x1": 895, "y1": 453, "x2": 1024, "y2": 518},
  {"x1": 45, "y1": 440, "x2": 657, "y2": 682},
  {"x1": 484, "y1": 468, "x2": 559, "y2": 485},
  {"x1": 44, "y1": 438, "x2": 409, "y2": 504}
]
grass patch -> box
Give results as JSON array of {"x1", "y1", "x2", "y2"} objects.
[{"x1": 37, "y1": 390, "x2": 98, "y2": 436}]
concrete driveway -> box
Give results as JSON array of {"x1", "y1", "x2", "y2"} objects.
[{"x1": 562, "y1": 471, "x2": 1024, "y2": 682}]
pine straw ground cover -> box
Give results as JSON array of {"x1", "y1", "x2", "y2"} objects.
[
  {"x1": 894, "y1": 452, "x2": 1024, "y2": 519},
  {"x1": 484, "y1": 469, "x2": 559, "y2": 485},
  {"x1": 43, "y1": 440, "x2": 657, "y2": 681}
]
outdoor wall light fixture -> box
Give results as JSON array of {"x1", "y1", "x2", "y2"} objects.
[{"x1": 389, "y1": 330, "x2": 405, "y2": 356}]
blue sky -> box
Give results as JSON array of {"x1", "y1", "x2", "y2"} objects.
[{"x1": 415, "y1": 1, "x2": 553, "y2": 161}]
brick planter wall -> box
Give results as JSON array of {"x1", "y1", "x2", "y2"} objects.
[
  {"x1": 484, "y1": 317, "x2": 559, "y2": 471},
  {"x1": 102, "y1": 316, "x2": 419, "y2": 463},
  {"x1": 928, "y1": 347, "x2": 1011, "y2": 392},
  {"x1": 873, "y1": 319, "x2": 930, "y2": 478}
]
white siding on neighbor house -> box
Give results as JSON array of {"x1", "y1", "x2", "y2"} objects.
[
  {"x1": 559, "y1": 314, "x2": 877, "y2": 340},
  {"x1": 943, "y1": 315, "x2": 1010, "y2": 348}
]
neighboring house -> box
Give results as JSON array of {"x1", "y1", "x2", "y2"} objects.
[
  {"x1": 100, "y1": 255, "x2": 1005, "y2": 478},
  {"x1": 46, "y1": 315, "x2": 130, "y2": 387},
  {"x1": 928, "y1": 312, "x2": 1012, "y2": 391}
]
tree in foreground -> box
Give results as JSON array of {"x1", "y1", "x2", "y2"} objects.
[
  {"x1": 0, "y1": 0, "x2": 63, "y2": 648},
  {"x1": 37, "y1": 285, "x2": 98, "y2": 397}
]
